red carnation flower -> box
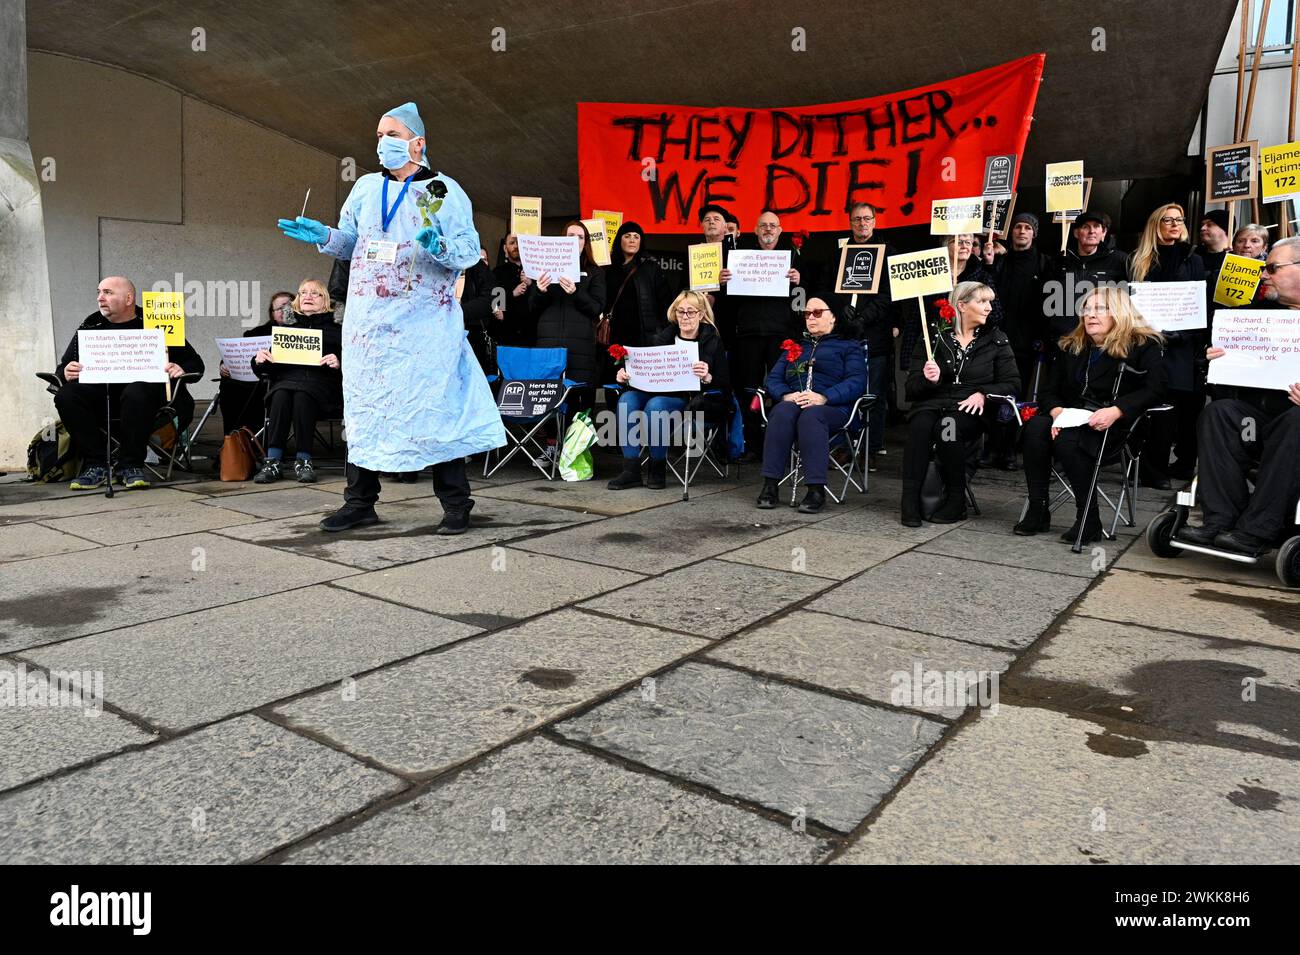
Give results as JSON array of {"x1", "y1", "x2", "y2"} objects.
[
  {"x1": 780, "y1": 339, "x2": 802, "y2": 361},
  {"x1": 1019, "y1": 404, "x2": 1039, "y2": 423},
  {"x1": 608, "y1": 344, "x2": 628, "y2": 362},
  {"x1": 937, "y1": 298, "x2": 957, "y2": 322}
]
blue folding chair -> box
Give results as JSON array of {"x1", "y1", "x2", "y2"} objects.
[{"x1": 483, "y1": 346, "x2": 582, "y2": 480}]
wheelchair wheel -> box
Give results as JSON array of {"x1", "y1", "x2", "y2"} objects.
[
  {"x1": 1145, "y1": 508, "x2": 1182, "y2": 559},
  {"x1": 1277, "y1": 537, "x2": 1300, "y2": 589}
]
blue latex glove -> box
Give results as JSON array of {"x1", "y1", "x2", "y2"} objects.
[
  {"x1": 415, "y1": 225, "x2": 444, "y2": 255},
  {"x1": 277, "y1": 216, "x2": 329, "y2": 244}
]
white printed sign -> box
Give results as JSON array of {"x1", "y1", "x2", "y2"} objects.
[
  {"x1": 624, "y1": 342, "x2": 700, "y2": 393},
  {"x1": 77, "y1": 329, "x2": 168, "y2": 384},
  {"x1": 1207, "y1": 309, "x2": 1300, "y2": 391},
  {"x1": 1127, "y1": 281, "x2": 1208, "y2": 332},
  {"x1": 726, "y1": 249, "x2": 791, "y2": 297},
  {"x1": 216, "y1": 336, "x2": 271, "y2": 383},
  {"x1": 517, "y1": 234, "x2": 581, "y2": 283}
]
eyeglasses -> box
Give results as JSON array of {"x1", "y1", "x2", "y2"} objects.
[
  {"x1": 676, "y1": 308, "x2": 702, "y2": 318},
  {"x1": 802, "y1": 308, "x2": 829, "y2": 319},
  {"x1": 1160, "y1": 217, "x2": 1185, "y2": 225},
  {"x1": 1262, "y1": 260, "x2": 1300, "y2": 274},
  {"x1": 954, "y1": 240, "x2": 975, "y2": 248},
  {"x1": 850, "y1": 215, "x2": 875, "y2": 223}
]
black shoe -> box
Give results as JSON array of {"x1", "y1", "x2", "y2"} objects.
[
  {"x1": 928, "y1": 494, "x2": 968, "y2": 524},
  {"x1": 1177, "y1": 523, "x2": 1224, "y2": 546},
  {"x1": 1013, "y1": 499, "x2": 1051, "y2": 536},
  {"x1": 1061, "y1": 512, "x2": 1103, "y2": 545},
  {"x1": 254, "y1": 460, "x2": 283, "y2": 484},
  {"x1": 643, "y1": 459, "x2": 667, "y2": 490},
  {"x1": 319, "y1": 505, "x2": 380, "y2": 532},
  {"x1": 294, "y1": 458, "x2": 317, "y2": 483},
  {"x1": 436, "y1": 499, "x2": 475, "y2": 536},
  {"x1": 1213, "y1": 528, "x2": 1270, "y2": 557},
  {"x1": 797, "y1": 485, "x2": 826, "y2": 514},
  {"x1": 606, "y1": 460, "x2": 642, "y2": 490},
  {"x1": 756, "y1": 479, "x2": 779, "y2": 509}
]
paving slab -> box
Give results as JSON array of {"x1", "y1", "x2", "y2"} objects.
[
  {"x1": 1007, "y1": 615, "x2": 1300, "y2": 758},
  {"x1": 972, "y1": 495, "x2": 1169, "y2": 537},
  {"x1": 335, "y1": 547, "x2": 642, "y2": 629},
  {"x1": 1115, "y1": 539, "x2": 1295, "y2": 591},
  {"x1": 811, "y1": 504, "x2": 957, "y2": 543},
  {"x1": 285, "y1": 736, "x2": 831, "y2": 864},
  {"x1": 557, "y1": 661, "x2": 945, "y2": 833},
  {"x1": 0, "y1": 715, "x2": 402, "y2": 864},
  {"x1": 39, "y1": 499, "x2": 259, "y2": 545},
  {"x1": 708, "y1": 610, "x2": 1015, "y2": 719},
  {"x1": 809, "y1": 551, "x2": 1089, "y2": 650},
  {"x1": 580, "y1": 558, "x2": 828, "y2": 639},
  {"x1": 0, "y1": 532, "x2": 356, "y2": 653},
  {"x1": 0, "y1": 662, "x2": 155, "y2": 791},
  {"x1": 0, "y1": 523, "x2": 99, "y2": 563},
  {"x1": 477, "y1": 475, "x2": 734, "y2": 516},
  {"x1": 835, "y1": 704, "x2": 1300, "y2": 864},
  {"x1": 198, "y1": 487, "x2": 343, "y2": 519},
  {"x1": 717, "y1": 527, "x2": 919, "y2": 580},
  {"x1": 213, "y1": 497, "x2": 598, "y2": 571},
  {"x1": 274, "y1": 609, "x2": 706, "y2": 776},
  {"x1": 1074, "y1": 570, "x2": 1300, "y2": 650},
  {"x1": 0, "y1": 488, "x2": 201, "y2": 526},
  {"x1": 21, "y1": 586, "x2": 479, "y2": 732},
  {"x1": 918, "y1": 525, "x2": 1109, "y2": 579}
]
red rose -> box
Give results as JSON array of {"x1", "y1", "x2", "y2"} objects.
[
  {"x1": 780, "y1": 339, "x2": 802, "y2": 361},
  {"x1": 937, "y1": 298, "x2": 957, "y2": 322},
  {"x1": 608, "y1": 344, "x2": 628, "y2": 361}
]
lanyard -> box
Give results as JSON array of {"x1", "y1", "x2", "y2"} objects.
[{"x1": 380, "y1": 175, "x2": 413, "y2": 233}]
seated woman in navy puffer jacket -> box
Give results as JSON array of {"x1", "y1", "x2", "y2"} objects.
[{"x1": 757, "y1": 298, "x2": 868, "y2": 513}]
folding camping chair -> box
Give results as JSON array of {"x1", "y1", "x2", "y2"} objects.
[
  {"x1": 753, "y1": 388, "x2": 877, "y2": 507},
  {"x1": 483, "y1": 346, "x2": 581, "y2": 480}
]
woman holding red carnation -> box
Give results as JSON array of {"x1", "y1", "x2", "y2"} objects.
[
  {"x1": 900, "y1": 281, "x2": 1019, "y2": 526},
  {"x1": 756, "y1": 298, "x2": 866, "y2": 513}
]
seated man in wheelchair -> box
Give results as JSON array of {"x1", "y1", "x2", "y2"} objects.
[
  {"x1": 55, "y1": 276, "x2": 205, "y2": 490},
  {"x1": 1014, "y1": 285, "x2": 1165, "y2": 544},
  {"x1": 756, "y1": 297, "x2": 866, "y2": 514},
  {"x1": 250, "y1": 279, "x2": 343, "y2": 484},
  {"x1": 1180, "y1": 237, "x2": 1300, "y2": 556},
  {"x1": 607, "y1": 290, "x2": 729, "y2": 490},
  {"x1": 901, "y1": 281, "x2": 1019, "y2": 527}
]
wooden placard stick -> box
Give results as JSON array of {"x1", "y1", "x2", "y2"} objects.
[{"x1": 917, "y1": 298, "x2": 934, "y2": 363}]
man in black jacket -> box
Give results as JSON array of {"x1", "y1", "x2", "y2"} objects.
[
  {"x1": 54, "y1": 277, "x2": 205, "y2": 490},
  {"x1": 822, "y1": 202, "x2": 899, "y2": 464},
  {"x1": 1181, "y1": 238, "x2": 1300, "y2": 555},
  {"x1": 995, "y1": 213, "x2": 1051, "y2": 398},
  {"x1": 1042, "y1": 212, "x2": 1130, "y2": 341}
]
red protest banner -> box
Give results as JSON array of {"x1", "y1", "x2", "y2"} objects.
[{"x1": 578, "y1": 54, "x2": 1043, "y2": 234}]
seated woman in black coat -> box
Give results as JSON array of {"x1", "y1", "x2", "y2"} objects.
[
  {"x1": 901, "y1": 281, "x2": 1020, "y2": 526},
  {"x1": 217, "y1": 290, "x2": 293, "y2": 434},
  {"x1": 250, "y1": 279, "x2": 343, "y2": 484},
  {"x1": 607, "y1": 290, "x2": 730, "y2": 490},
  {"x1": 529, "y1": 220, "x2": 607, "y2": 417},
  {"x1": 756, "y1": 298, "x2": 868, "y2": 514},
  {"x1": 1014, "y1": 285, "x2": 1166, "y2": 544}
]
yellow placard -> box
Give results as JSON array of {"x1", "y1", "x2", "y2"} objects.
[
  {"x1": 142, "y1": 291, "x2": 185, "y2": 346},
  {"x1": 1213, "y1": 253, "x2": 1264, "y2": 307},
  {"x1": 271, "y1": 326, "x2": 323, "y2": 366},
  {"x1": 510, "y1": 195, "x2": 542, "y2": 236},
  {"x1": 581, "y1": 218, "x2": 611, "y2": 266},
  {"x1": 1260, "y1": 141, "x2": 1300, "y2": 203},
  {"x1": 593, "y1": 209, "x2": 622, "y2": 254},
  {"x1": 886, "y1": 247, "x2": 954, "y2": 300},
  {"x1": 1045, "y1": 160, "x2": 1085, "y2": 213},
  {"x1": 688, "y1": 242, "x2": 723, "y2": 291},
  {"x1": 930, "y1": 197, "x2": 984, "y2": 235}
]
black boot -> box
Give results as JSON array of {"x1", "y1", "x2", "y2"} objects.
[
  {"x1": 900, "y1": 480, "x2": 923, "y2": 527},
  {"x1": 756, "y1": 479, "x2": 779, "y2": 509},
  {"x1": 1013, "y1": 498, "x2": 1051, "y2": 536},
  {"x1": 797, "y1": 485, "x2": 827, "y2": 514},
  {"x1": 606, "y1": 458, "x2": 642, "y2": 490},
  {"x1": 928, "y1": 493, "x2": 968, "y2": 524},
  {"x1": 436, "y1": 499, "x2": 475, "y2": 536},
  {"x1": 643, "y1": 459, "x2": 667, "y2": 489},
  {"x1": 1060, "y1": 506, "x2": 1102, "y2": 545}
]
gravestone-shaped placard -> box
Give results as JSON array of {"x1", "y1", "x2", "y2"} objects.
[
  {"x1": 497, "y1": 379, "x2": 564, "y2": 418},
  {"x1": 835, "y1": 244, "x2": 886, "y2": 295}
]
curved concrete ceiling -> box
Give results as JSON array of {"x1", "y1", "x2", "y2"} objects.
[{"x1": 27, "y1": 0, "x2": 1234, "y2": 219}]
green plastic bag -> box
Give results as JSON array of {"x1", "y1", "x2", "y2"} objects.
[{"x1": 558, "y1": 411, "x2": 597, "y2": 481}]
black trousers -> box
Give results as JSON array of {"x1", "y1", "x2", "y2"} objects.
[
  {"x1": 54, "y1": 380, "x2": 168, "y2": 468},
  {"x1": 733, "y1": 335, "x2": 785, "y2": 452},
  {"x1": 1022, "y1": 414, "x2": 1115, "y2": 514},
  {"x1": 1197, "y1": 400, "x2": 1300, "y2": 540},
  {"x1": 343, "y1": 458, "x2": 471, "y2": 514},
  {"x1": 266, "y1": 389, "x2": 325, "y2": 456},
  {"x1": 902, "y1": 409, "x2": 984, "y2": 490},
  {"x1": 1143, "y1": 386, "x2": 1203, "y2": 477}
]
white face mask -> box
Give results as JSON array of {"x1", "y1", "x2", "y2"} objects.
[{"x1": 377, "y1": 135, "x2": 414, "y2": 170}]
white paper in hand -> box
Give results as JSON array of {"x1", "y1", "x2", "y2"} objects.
[{"x1": 1052, "y1": 408, "x2": 1095, "y2": 429}]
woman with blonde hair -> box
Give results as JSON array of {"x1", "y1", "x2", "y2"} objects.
[
  {"x1": 607, "y1": 290, "x2": 729, "y2": 490},
  {"x1": 1014, "y1": 285, "x2": 1166, "y2": 544},
  {"x1": 1129, "y1": 202, "x2": 1207, "y2": 486},
  {"x1": 251, "y1": 278, "x2": 343, "y2": 483},
  {"x1": 901, "y1": 233, "x2": 1003, "y2": 372}
]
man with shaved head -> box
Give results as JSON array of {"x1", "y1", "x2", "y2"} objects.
[{"x1": 54, "y1": 276, "x2": 205, "y2": 489}]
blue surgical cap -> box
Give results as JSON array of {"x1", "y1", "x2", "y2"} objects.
[{"x1": 383, "y1": 102, "x2": 425, "y2": 138}]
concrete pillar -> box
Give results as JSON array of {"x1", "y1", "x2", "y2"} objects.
[{"x1": 0, "y1": 0, "x2": 56, "y2": 469}]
